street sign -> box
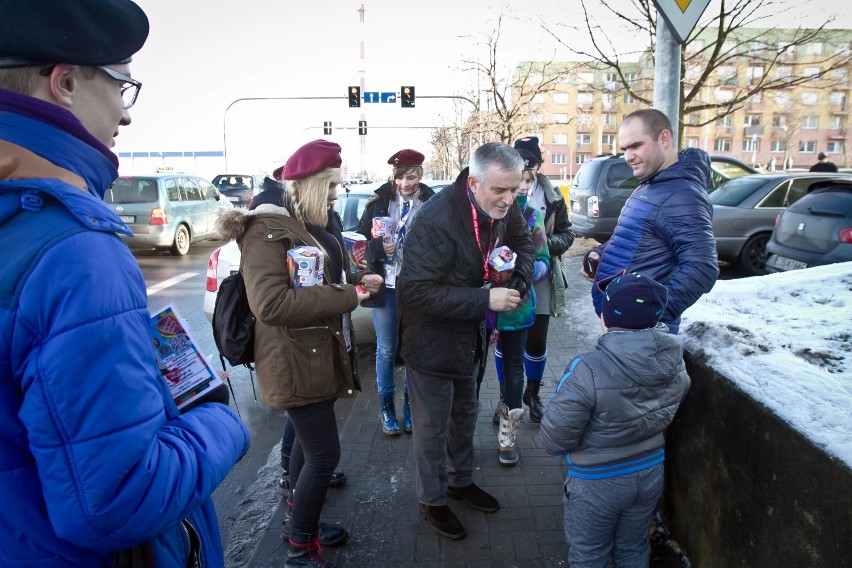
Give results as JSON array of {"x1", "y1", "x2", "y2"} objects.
[
  {"x1": 380, "y1": 92, "x2": 396, "y2": 103},
  {"x1": 363, "y1": 91, "x2": 381, "y2": 103},
  {"x1": 652, "y1": 0, "x2": 711, "y2": 44}
]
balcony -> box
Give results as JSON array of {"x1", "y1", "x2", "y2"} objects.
[
  {"x1": 716, "y1": 126, "x2": 733, "y2": 137},
  {"x1": 830, "y1": 103, "x2": 848, "y2": 114},
  {"x1": 828, "y1": 128, "x2": 848, "y2": 139},
  {"x1": 576, "y1": 122, "x2": 593, "y2": 133},
  {"x1": 601, "y1": 122, "x2": 617, "y2": 132}
]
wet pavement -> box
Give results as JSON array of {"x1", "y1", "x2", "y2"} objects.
[{"x1": 230, "y1": 240, "x2": 689, "y2": 567}]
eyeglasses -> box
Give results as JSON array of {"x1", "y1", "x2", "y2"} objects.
[{"x1": 39, "y1": 65, "x2": 142, "y2": 109}]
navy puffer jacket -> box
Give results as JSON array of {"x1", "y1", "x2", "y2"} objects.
[{"x1": 591, "y1": 148, "x2": 719, "y2": 333}]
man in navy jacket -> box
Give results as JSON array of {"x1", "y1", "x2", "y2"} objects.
[{"x1": 581, "y1": 109, "x2": 719, "y2": 333}]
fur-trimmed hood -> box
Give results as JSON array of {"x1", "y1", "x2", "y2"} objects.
[{"x1": 214, "y1": 204, "x2": 292, "y2": 243}]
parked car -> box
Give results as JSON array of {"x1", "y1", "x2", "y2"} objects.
[
  {"x1": 204, "y1": 185, "x2": 377, "y2": 343},
  {"x1": 210, "y1": 173, "x2": 267, "y2": 208},
  {"x1": 711, "y1": 173, "x2": 852, "y2": 275},
  {"x1": 569, "y1": 154, "x2": 757, "y2": 242},
  {"x1": 765, "y1": 179, "x2": 852, "y2": 272},
  {"x1": 106, "y1": 172, "x2": 233, "y2": 256},
  {"x1": 424, "y1": 179, "x2": 455, "y2": 192}
]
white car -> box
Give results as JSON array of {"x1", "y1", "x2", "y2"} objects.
[{"x1": 204, "y1": 186, "x2": 378, "y2": 344}]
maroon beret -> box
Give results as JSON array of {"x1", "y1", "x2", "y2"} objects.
[
  {"x1": 272, "y1": 164, "x2": 285, "y2": 181},
  {"x1": 387, "y1": 149, "x2": 425, "y2": 168},
  {"x1": 282, "y1": 139, "x2": 342, "y2": 181}
]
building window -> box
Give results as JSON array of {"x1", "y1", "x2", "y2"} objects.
[
  {"x1": 714, "y1": 139, "x2": 732, "y2": 152},
  {"x1": 772, "y1": 115, "x2": 788, "y2": 127},
  {"x1": 626, "y1": 72, "x2": 637, "y2": 84},
  {"x1": 529, "y1": 114, "x2": 543, "y2": 124},
  {"x1": 578, "y1": 113, "x2": 594, "y2": 126},
  {"x1": 601, "y1": 134, "x2": 615, "y2": 146},
  {"x1": 750, "y1": 92, "x2": 762, "y2": 104},
  {"x1": 601, "y1": 93, "x2": 615, "y2": 108},
  {"x1": 776, "y1": 66, "x2": 792, "y2": 79},
  {"x1": 601, "y1": 113, "x2": 615, "y2": 125},
  {"x1": 774, "y1": 91, "x2": 790, "y2": 105},
  {"x1": 553, "y1": 92, "x2": 570, "y2": 105},
  {"x1": 801, "y1": 116, "x2": 818, "y2": 129},
  {"x1": 715, "y1": 88, "x2": 733, "y2": 102},
  {"x1": 802, "y1": 92, "x2": 819, "y2": 106},
  {"x1": 742, "y1": 139, "x2": 760, "y2": 152},
  {"x1": 827, "y1": 141, "x2": 844, "y2": 153},
  {"x1": 687, "y1": 39, "x2": 705, "y2": 52},
  {"x1": 624, "y1": 93, "x2": 635, "y2": 104},
  {"x1": 770, "y1": 140, "x2": 787, "y2": 152},
  {"x1": 747, "y1": 66, "x2": 764, "y2": 84},
  {"x1": 717, "y1": 66, "x2": 736, "y2": 79},
  {"x1": 806, "y1": 42, "x2": 823, "y2": 55},
  {"x1": 716, "y1": 115, "x2": 733, "y2": 127},
  {"x1": 577, "y1": 134, "x2": 592, "y2": 145},
  {"x1": 830, "y1": 92, "x2": 847, "y2": 107},
  {"x1": 579, "y1": 72, "x2": 594, "y2": 87},
  {"x1": 722, "y1": 40, "x2": 736, "y2": 53},
  {"x1": 577, "y1": 92, "x2": 593, "y2": 107},
  {"x1": 798, "y1": 140, "x2": 816, "y2": 153},
  {"x1": 749, "y1": 41, "x2": 767, "y2": 52},
  {"x1": 836, "y1": 43, "x2": 851, "y2": 56},
  {"x1": 744, "y1": 114, "x2": 762, "y2": 127},
  {"x1": 686, "y1": 138, "x2": 700, "y2": 148},
  {"x1": 553, "y1": 113, "x2": 569, "y2": 124},
  {"x1": 803, "y1": 66, "x2": 821, "y2": 78},
  {"x1": 551, "y1": 154, "x2": 567, "y2": 165},
  {"x1": 576, "y1": 154, "x2": 590, "y2": 164},
  {"x1": 829, "y1": 115, "x2": 845, "y2": 129},
  {"x1": 531, "y1": 94, "x2": 545, "y2": 104},
  {"x1": 833, "y1": 69, "x2": 849, "y2": 82},
  {"x1": 552, "y1": 133, "x2": 569, "y2": 144}
]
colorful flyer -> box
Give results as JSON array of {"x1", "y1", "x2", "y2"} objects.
[{"x1": 149, "y1": 305, "x2": 223, "y2": 410}]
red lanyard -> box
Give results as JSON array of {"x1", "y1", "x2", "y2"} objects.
[{"x1": 468, "y1": 193, "x2": 494, "y2": 283}]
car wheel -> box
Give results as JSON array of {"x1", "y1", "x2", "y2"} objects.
[
  {"x1": 736, "y1": 233, "x2": 770, "y2": 276},
  {"x1": 170, "y1": 224, "x2": 191, "y2": 256}
]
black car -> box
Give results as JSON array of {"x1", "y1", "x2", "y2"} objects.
[
  {"x1": 211, "y1": 174, "x2": 266, "y2": 208},
  {"x1": 765, "y1": 179, "x2": 852, "y2": 272},
  {"x1": 569, "y1": 154, "x2": 757, "y2": 243}
]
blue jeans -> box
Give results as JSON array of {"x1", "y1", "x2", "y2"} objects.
[
  {"x1": 562, "y1": 464, "x2": 664, "y2": 568},
  {"x1": 497, "y1": 329, "x2": 527, "y2": 410},
  {"x1": 371, "y1": 289, "x2": 407, "y2": 397}
]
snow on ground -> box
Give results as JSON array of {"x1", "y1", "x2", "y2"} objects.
[{"x1": 680, "y1": 262, "x2": 852, "y2": 468}]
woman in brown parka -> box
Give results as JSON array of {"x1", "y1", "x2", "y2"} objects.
[{"x1": 216, "y1": 139, "x2": 381, "y2": 567}]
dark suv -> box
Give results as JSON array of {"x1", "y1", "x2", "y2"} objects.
[
  {"x1": 211, "y1": 174, "x2": 266, "y2": 208},
  {"x1": 569, "y1": 154, "x2": 757, "y2": 242}
]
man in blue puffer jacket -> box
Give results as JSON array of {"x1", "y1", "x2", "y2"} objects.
[
  {"x1": 0, "y1": 1, "x2": 250, "y2": 566},
  {"x1": 580, "y1": 108, "x2": 719, "y2": 333}
]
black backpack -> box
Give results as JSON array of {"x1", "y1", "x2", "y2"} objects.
[{"x1": 212, "y1": 270, "x2": 257, "y2": 401}]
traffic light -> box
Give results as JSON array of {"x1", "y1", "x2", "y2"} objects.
[
  {"x1": 401, "y1": 86, "x2": 415, "y2": 108},
  {"x1": 358, "y1": 120, "x2": 367, "y2": 135},
  {"x1": 323, "y1": 121, "x2": 332, "y2": 135},
  {"x1": 348, "y1": 86, "x2": 361, "y2": 107}
]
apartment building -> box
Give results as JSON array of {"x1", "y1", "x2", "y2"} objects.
[{"x1": 518, "y1": 28, "x2": 852, "y2": 178}]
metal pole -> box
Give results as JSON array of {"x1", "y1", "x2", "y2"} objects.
[{"x1": 653, "y1": 13, "x2": 682, "y2": 149}]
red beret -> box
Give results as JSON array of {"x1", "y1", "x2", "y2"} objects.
[
  {"x1": 272, "y1": 165, "x2": 284, "y2": 181},
  {"x1": 387, "y1": 149, "x2": 425, "y2": 168},
  {"x1": 282, "y1": 139, "x2": 342, "y2": 181}
]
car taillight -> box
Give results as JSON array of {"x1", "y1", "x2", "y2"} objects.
[
  {"x1": 206, "y1": 248, "x2": 221, "y2": 292},
  {"x1": 150, "y1": 207, "x2": 168, "y2": 225},
  {"x1": 839, "y1": 228, "x2": 852, "y2": 243},
  {"x1": 587, "y1": 196, "x2": 600, "y2": 218}
]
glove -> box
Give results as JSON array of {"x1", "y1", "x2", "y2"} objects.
[
  {"x1": 533, "y1": 260, "x2": 549, "y2": 282},
  {"x1": 506, "y1": 272, "x2": 528, "y2": 299},
  {"x1": 180, "y1": 383, "x2": 230, "y2": 414}
]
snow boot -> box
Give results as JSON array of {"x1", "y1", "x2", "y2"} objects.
[
  {"x1": 497, "y1": 401, "x2": 525, "y2": 466},
  {"x1": 522, "y1": 380, "x2": 545, "y2": 424},
  {"x1": 286, "y1": 531, "x2": 335, "y2": 567},
  {"x1": 380, "y1": 395, "x2": 401, "y2": 436}
]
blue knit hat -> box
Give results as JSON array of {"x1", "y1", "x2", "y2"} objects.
[{"x1": 601, "y1": 272, "x2": 668, "y2": 329}]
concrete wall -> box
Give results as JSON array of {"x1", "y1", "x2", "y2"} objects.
[{"x1": 663, "y1": 355, "x2": 852, "y2": 567}]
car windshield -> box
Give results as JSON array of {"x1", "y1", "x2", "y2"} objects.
[
  {"x1": 106, "y1": 178, "x2": 159, "y2": 204},
  {"x1": 709, "y1": 176, "x2": 769, "y2": 206},
  {"x1": 711, "y1": 161, "x2": 754, "y2": 183},
  {"x1": 212, "y1": 175, "x2": 253, "y2": 189}
]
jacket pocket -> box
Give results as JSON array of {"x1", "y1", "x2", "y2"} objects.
[{"x1": 288, "y1": 326, "x2": 339, "y2": 399}]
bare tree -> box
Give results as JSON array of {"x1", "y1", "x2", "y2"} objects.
[{"x1": 542, "y1": 0, "x2": 852, "y2": 147}]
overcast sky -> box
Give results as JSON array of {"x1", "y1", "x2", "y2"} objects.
[{"x1": 117, "y1": 0, "x2": 851, "y2": 178}]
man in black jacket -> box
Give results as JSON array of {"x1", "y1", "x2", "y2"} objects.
[{"x1": 397, "y1": 142, "x2": 534, "y2": 539}]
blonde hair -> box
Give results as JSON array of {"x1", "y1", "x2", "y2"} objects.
[{"x1": 287, "y1": 167, "x2": 339, "y2": 225}]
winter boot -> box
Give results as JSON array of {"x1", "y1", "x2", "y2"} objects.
[
  {"x1": 492, "y1": 382, "x2": 504, "y2": 425},
  {"x1": 402, "y1": 387, "x2": 412, "y2": 433},
  {"x1": 280, "y1": 454, "x2": 346, "y2": 492},
  {"x1": 522, "y1": 380, "x2": 545, "y2": 424},
  {"x1": 379, "y1": 395, "x2": 401, "y2": 436},
  {"x1": 497, "y1": 401, "x2": 525, "y2": 466},
  {"x1": 286, "y1": 532, "x2": 335, "y2": 567}
]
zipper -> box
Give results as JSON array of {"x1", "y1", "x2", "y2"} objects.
[{"x1": 181, "y1": 518, "x2": 203, "y2": 568}]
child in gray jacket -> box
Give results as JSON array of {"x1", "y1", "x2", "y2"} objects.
[{"x1": 540, "y1": 272, "x2": 691, "y2": 568}]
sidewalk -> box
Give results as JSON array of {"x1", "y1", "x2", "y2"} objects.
[{"x1": 245, "y1": 246, "x2": 689, "y2": 567}]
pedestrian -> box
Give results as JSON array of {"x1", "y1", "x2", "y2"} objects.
[
  {"x1": 809, "y1": 151, "x2": 838, "y2": 172},
  {"x1": 768, "y1": 156, "x2": 777, "y2": 172},
  {"x1": 580, "y1": 108, "x2": 719, "y2": 334},
  {"x1": 247, "y1": 176, "x2": 348, "y2": 494},
  {"x1": 512, "y1": 136, "x2": 575, "y2": 422},
  {"x1": 540, "y1": 272, "x2": 691, "y2": 568},
  {"x1": 216, "y1": 139, "x2": 382, "y2": 567},
  {"x1": 355, "y1": 149, "x2": 436, "y2": 435},
  {"x1": 398, "y1": 141, "x2": 534, "y2": 540},
  {"x1": 0, "y1": 1, "x2": 251, "y2": 566},
  {"x1": 491, "y1": 149, "x2": 550, "y2": 466}
]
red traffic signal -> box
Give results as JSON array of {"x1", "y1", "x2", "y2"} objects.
[
  {"x1": 348, "y1": 86, "x2": 361, "y2": 107},
  {"x1": 401, "y1": 86, "x2": 415, "y2": 108}
]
